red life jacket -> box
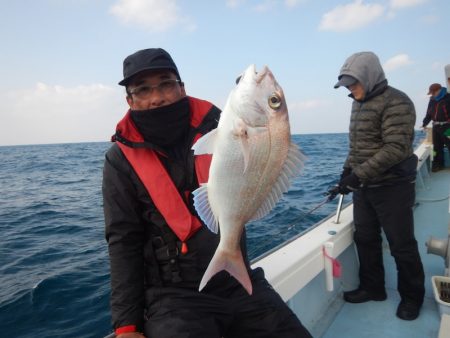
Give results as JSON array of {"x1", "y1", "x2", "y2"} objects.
[
  {"x1": 114, "y1": 96, "x2": 214, "y2": 247},
  {"x1": 432, "y1": 99, "x2": 450, "y2": 122}
]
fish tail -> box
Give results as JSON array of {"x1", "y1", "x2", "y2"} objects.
[{"x1": 199, "y1": 248, "x2": 253, "y2": 295}]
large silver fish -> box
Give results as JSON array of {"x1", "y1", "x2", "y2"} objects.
[{"x1": 192, "y1": 64, "x2": 305, "y2": 295}]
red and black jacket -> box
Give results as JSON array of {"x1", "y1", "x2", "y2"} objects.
[
  {"x1": 103, "y1": 97, "x2": 252, "y2": 334},
  {"x1": 422, "y1": 92, "x2": 450, "y2": 126}
]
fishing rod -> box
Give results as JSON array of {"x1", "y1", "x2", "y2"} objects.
[
  {"x1": 285, "y1": 186, "x2": 340, "y2": 231},
  {"x1": 248, "y1": 186, "x2": 342, "y2": 258}
]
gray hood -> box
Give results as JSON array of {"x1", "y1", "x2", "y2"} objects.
[{"x1": 336, "y1": 51, "x2": 386, "y2": 94}]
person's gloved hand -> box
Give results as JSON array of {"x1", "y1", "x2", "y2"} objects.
[
  {"x1": 338, "y1": 173, "x2": 361, "y2": 194},
  {"x1": 326, "y1": 185, "x2": 340, "y2": 200},
  {"x1": 325, "y1": 167, "x2": 353, "y2": 200}
]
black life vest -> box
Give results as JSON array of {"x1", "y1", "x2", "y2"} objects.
[{"x1": 113, "y1": 96, "x2": 215, "y2": 248}]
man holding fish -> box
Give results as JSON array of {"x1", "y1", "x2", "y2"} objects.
[{"x1": 102, "y1": 48, "x2": 312, "y2": 338}]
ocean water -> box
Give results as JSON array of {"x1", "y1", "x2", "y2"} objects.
[{"x1": 0, "y1": 132, "x2": 424, "y2": 338}]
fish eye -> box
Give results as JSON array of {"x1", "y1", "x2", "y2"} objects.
[
  {"x1": 235, "y1": 75, "x2": 242, "y2": 84},
  {"x1": 268, "y1": 93, "x2": 282, "y2": 109}
]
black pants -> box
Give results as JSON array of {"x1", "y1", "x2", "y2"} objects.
[
  {"x1": 432, "y1": 124, "x2": 450, "y2": 166},
  {"x1": 144, "y1": 269, "x2": 312, "y2": 338},
  {"x1": 352, "y1": 182, "x2": 425, "y2": 305}
]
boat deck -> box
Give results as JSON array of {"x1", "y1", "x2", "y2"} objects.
[
  {"x1": 322, "y1": 165, "x2": 450, "y2": 338},
  {"x1": 323, "y1": 290, "x2": 439, "y2": 338}
]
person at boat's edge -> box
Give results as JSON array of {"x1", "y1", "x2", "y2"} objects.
[
  {"x1": 333, "y1": 51, "x2": 425, "y2": 321},
  {"x1": 102, "y1": 48, "x2": 313, "y2": 338},
  {"x1": 421, "y1": 82, "x2": 450, "y2": 172}
]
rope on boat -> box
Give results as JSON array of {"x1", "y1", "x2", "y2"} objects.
[{"x1": 416, "y1": 195, "x2": 450, "y2": 203}]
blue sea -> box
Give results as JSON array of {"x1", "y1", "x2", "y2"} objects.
[{"x1": 0, "y1": 132, "x2": 425, "y2": 338}]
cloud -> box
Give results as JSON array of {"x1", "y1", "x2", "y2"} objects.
[
  {"x1": 285, "y1": 0, "x2": 305, "y2": 7},
  {"x1": 383, "y1": 54, "x2": 413, "y2": 71},
  {"x1": 226, "y1": 0, "x2": 304, "y2": 11},
  {"x1": 420, "y1": 14, "x2": 439, "y2": 24},
  {"x1": 386, "y1": 0, "x2": 428, "y2": 18},
  {"x1": 389, "y1": 0, "x2": 427, "y2": 9},
  {"x1": 110, "y1": 0, "x2": 195, "y2": 32},
  {"x1": 319, "y1": 0, "x2": 385, "y2": 32},
  {"x1": 0, "y1": 83, "x2": 127, "y2": 146},
  {"x1": 253, "y1": 0, "x2": 275, "y2": 12},
  {"x1": 226, "y1": 0, "x2": 245, "y2": 8}
]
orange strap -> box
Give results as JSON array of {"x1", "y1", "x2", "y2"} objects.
[
  {"x1": 114, "y1": 96, "x2": 215, "y2": 241},
  {"x1": 115, "y1": 325, "x2": 137, "y2": 335},
  {"x1": 118, "y1": 143, "x2": 203, "y2": 242}
]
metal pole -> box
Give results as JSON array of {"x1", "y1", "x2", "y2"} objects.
[{"x1": 333, "y1": 194, "x2": 344, "y2": 224}]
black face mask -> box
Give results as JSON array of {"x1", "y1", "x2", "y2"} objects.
[{"x1": 130, "y1": 97, "x2": 191, "y2": 147}]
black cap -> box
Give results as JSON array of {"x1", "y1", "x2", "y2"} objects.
[
  {"x1": 118, "y1": 48, "x2": 180, "y2": 86},
  {"x1": 334, "y1": 75, "x2": 358, "y2": 89}
]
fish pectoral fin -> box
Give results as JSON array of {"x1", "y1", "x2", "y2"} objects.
[
  {"x1": 231, "y1": 118, "x2": 250, "y2": 172},
  {"x1": 231, "y1": 117, "x2": 248, "y2": 138},
  {"x1": 232, "y1": 119, "x2": 267, "y2": 139},
  {"x1": 192, "y1": 184, "x2": 219, "y2": 234},
  {"x1": 199, "y1": 248, "x2": 253, "y2": 295},
  {"x1": 247, "y1": 126, "x2": 268, "y2": 137},
  {"x1": 239, "y1": 137, "x2": 250, "y2": 173},
  {"x1": 233, "y1": 121, "x2": 269, "y2": 173},
  {"x1": 192, "y1": 128, "x2": 218, "y2": 155}
]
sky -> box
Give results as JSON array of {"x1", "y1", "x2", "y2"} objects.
[{"x1": 1, "y1": 0, "x2": 449, "y2": 146}]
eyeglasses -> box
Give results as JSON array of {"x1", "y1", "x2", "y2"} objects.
[{"x1": 129, "y1": 79, "x2": 181, "y2": 99}]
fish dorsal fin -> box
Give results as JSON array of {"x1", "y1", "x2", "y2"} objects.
[
  {"x1": 250, "y1": 143, "x2": 306, "y2": 221},
  {"x1": 192, "y1": 128, "x2": 218, "y2": 155},
  {"x1": 192, "y1": 184, "x2": 219, "y2": 234}
]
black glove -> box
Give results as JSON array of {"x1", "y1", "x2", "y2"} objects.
[
  {"x1": 338, "y1": 173, "x2": 361, "y2": 195},
  {"x1": 325, "y1": 167, "x2": 353, "y2": 200},
  {"x1": 326, "y1": 185, "x2": 340, "y2": 201}
]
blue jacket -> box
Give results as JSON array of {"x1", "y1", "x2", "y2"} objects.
[{"x1": 422, "y1": 87, "x2": 450, "y2": 126}]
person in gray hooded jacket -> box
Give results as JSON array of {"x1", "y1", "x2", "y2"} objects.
[{"x1": 333, "y1": 51, "x2": 425, "y2": 321}]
